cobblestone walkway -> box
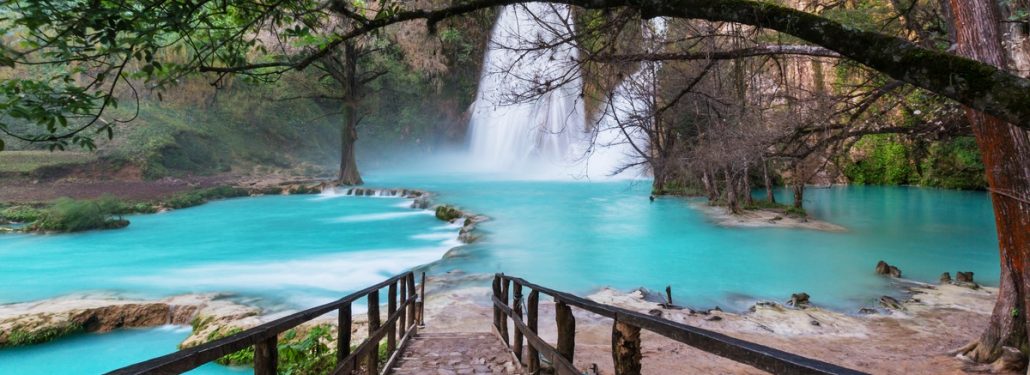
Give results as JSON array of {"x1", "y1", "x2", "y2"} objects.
[{"x1": 389, "y1": 332, "x2": 525, "y2": 374}]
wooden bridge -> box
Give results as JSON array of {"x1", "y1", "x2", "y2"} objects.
[{"x1": 109, "y1": 272, "x2": 867, "y2": 375}]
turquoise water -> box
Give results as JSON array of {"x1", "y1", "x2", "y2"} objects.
[
  {"x1": 0, "y1": 193, "x2": 460, "y2": 307},
  {"x1": 0, "y1": 170, "x2": 1000, "y2": 373},
  {"x1": 0, "y1": 326, "x2": 242, "y2": 374},
  {"x1": 366, "y1": 171, "x2": 999, "y2": 311}
]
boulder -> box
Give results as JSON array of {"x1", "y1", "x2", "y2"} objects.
[
  {"x1": 940, "y1": 272, "x2": 952, "y2": 284},
  {"x1": 879, "y1": 296, "x2": 904, "y2": 310},
  {"x1": 787, "y1": 292, "x2": 811, "y2": 308},
  {"x1": 875, "y1": 260, "x2": 902, "y2": 278},
  {"x1": 435, "y1": 205, "x2": 463, "y2": 222},
  {"x1": 411, "y1": 196, "x2": 432, "y2": 209},
  {"x1": 956, "y1": 271, "x2": 974, "y2": 283}
]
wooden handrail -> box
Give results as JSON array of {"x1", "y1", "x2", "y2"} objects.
[
  {"x1": 493, "y1": 274, "x2": 868, "y2": 375},
  {"x1": 108, "y1": 272, "x2": 422, "y2": 375}
]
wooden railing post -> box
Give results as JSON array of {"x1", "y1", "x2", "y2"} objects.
[
  {"x1": 407, "y1": 273, "x2": 417, "y2": 331},
  {"x1": 338, "y1": 302, "x2": 352, "y2": 365},
  {"x1": 555, "y1": 300, "x2": 575, "y2": 364},
  {"x1": 254, "y1": 335, "x2": 277, "y2": 375},
  {"x1": 500, "y1": 276, "x2": 511, "y2": 346},
  {"x1": 399, "y1": 277, "x2": 408, "y2": 333},
  {"x1": 387, "y1": 281, "x2": 398, "y2": 356},
  {"x1": 527, "y1": 289, "x2": 540, "y2": 373},
  {"x1": 512, "y1": 282, "x2": 524, "y2": 363},
  {"x1": 367, "y1": 291, "x2": 381, "y2": 375},
  {"x1": 492, "y1": 274, "x2": 502, "y2": 334},
  {"x1": 419, "y1": 271, "x2": 426, "y2": 326},
  {"x1": 612, "y1": 319, "x2": 642, "y2": 375}
]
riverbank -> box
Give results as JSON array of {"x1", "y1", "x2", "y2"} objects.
[
  {"x1": 418, "y1": 273, "x2": 1003, "y2": 374},
  {"x1": 0, "y1": 272, "x2": 1001, "y2": 373},
  {"x1": 691, "y1": 201, "x2": 848, "y2": 232}
]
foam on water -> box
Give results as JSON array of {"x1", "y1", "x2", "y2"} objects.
[{"x1": 332, "y1": 211, "x2": 433, "y2": 223}]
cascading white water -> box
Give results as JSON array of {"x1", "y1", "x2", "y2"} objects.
[
  {"x1": 467, "y1": 4, "x2": 586, "y2": 172},
  {"x1": 467, "y1": 8, "x2": 663, "y2": 180}
]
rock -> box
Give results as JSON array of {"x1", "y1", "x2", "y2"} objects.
[
  {"x1": 940, "y1": 272, "x2": 952, "y2": 284},
  {"x1": 647, "y1": 309, "x2": 663, "y2": 318},
  {"x1": 879, "y1": 296, "x2": 904, "y2": 310},
  {"x1": 875, "y1": 260, "x2": 902, "y2": 278},
  {"x1": 435, "y1": 205, "x2": 463, "y2": 222},
  {"x1": 956, "y1": 271, "x2": 974, "y2": 283},
  {"x1": 787, "y1": 292, "x2": 810, "y2": 308},
  {"x1": 809, "y1": 320, "x2": 821, "y2": 326},
  {"x1": 858, "y1": 308, "x2": 878, "y2": 315},
  {"x1": 411, "y1": 196, "x2": 432, "y2": 209},
  {"x1": 705, "y1": 315, "x2": 722, "y2": 322}
]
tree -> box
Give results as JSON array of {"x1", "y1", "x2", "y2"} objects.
[
  {"x1": 947, "y1": 0, "x2": 1030, "y2": 368},
  {"x1": 4, "y1": 0, "x2": 1030, "y2": 152}
]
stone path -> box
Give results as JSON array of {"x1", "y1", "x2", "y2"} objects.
[{"x1": 388, "y1": 332, "x2": 526, "y2": 374}]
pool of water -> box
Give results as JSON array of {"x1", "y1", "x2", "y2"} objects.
[
  {"x1": 366, "y1": 171, "x2": 999, "y2": 312},
  {"x1": 0, "y1": 326, "x2": 242, "y2": 374},
  {"x1": 0, "y1": 193, "x2": 460, "y2": 308},
  {"x1": 0, "y1": 169, "x2": 1000, "y2": 373}
]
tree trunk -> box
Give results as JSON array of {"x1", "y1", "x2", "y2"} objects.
[
  {"x1": 725, "y1": 169, "x2": 741, "y2": 214},
  {"x1": 742, "y1": 165, "x2": 753, "y2": 207},
  {"x1": 338, "y1": 42, "x2": 363, "y2": 186},
  {"x1": 950, "y1": 0, "x2": 1030, "y2": 367},
  {"x1": 338, "y1": 108, "x2": 362, "y2": 185},
  {"x1": 762, "y1": 159, "x2": 776, "y2": 204}
]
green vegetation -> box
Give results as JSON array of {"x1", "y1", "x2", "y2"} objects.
[
  {"x1": 0, "y1": 151, "x2": 97, "y2": 174},
  {"x1": 162, "y1": 186, "x2": 250, "y2": 210},
  {"x1": 843, "y1": 134, "x2": 988, "y2": 190},
  {"x1": 31, "y1": 197, "x2": 130, "y2": 232},
  {"x1": 204, "y1": 324, "x2": 338, "y2": 374},
  {"x1": 435, "y1": 205, "x2": 462, "y2": 222},
  {"x1": 0, "y1": 205, "x2": 44, "y2": 223},
  {"x1": 3, "y1": 323, "x2": 83, "y2": 347}
]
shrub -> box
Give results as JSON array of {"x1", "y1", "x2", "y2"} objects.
[
  {"x1": 32, "y1": 197, "x2": 128, "y2": 232},
  {"x1": 0, "y1": 205, "x2": 43, "y2": 223}
]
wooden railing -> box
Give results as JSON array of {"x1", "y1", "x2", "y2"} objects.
[
  {"x1": 109, "y1": 271, "x2": 426, "y2": 375},
  {"x1": 491, "y1": 274, "x2": 868, "y2": 375}
]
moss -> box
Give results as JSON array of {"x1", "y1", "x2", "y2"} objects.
[
  {"x1": 435, "y1": 205, "x2": 462, "y2": 222},
  {"x1": 4, "y1": 323, "x2": 83, "y2": 347},
  {"x1": 0, "y1": 205, "x2": 44, "y2": 223},
  {"x1": 161, "y1": 186, "x2": 250, "y2": 209}
]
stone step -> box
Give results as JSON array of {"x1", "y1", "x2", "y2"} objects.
[{"x1": 387, "y1": 331, "x2": 526, "y2": 375}]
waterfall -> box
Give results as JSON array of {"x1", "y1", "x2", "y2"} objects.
[
  {"x1": 467, "y1": 4, "x2": 586, "y2": 172},
  {"x1": 467, "y1": 7, "x2": 663, "y2": 180}
]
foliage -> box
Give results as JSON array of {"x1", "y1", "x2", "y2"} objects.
[
  {"x1": 3, "y1": 323, "x2": 83, "y2": 347},
  {"x1": 162, "y1": 186, "x2": 250, "y2": 210},
  {"x1": 206, "y1": 324, "x2": 337, "y2": 374},
  {"x1": 278, "y1": 325, "x2": 337, "y2": 375},
  {"x1": 31, "y1": 197, "x2": 129, "y2": 232},
  {"x1": 0, "y1": 205, "x2": 44, "y2": 223},
  {"x1": 0, "y1": 151, "x2": 97, "y2": 173},
  {"x1": 843, "y1": 135, "x2": 915, "y2": 186},
  {"x1": 918, "y1": 137, "x2": 987, "y2": 189}
]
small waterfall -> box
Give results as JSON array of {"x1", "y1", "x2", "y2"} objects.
[{"x1": 467, "y1": 4, "x2": 586, "y2": 172}]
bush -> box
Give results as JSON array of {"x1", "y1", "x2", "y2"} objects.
[
  {"x1": 206, "y1": 324, "x2": 338, "y2": 374},
  {"x1": 32, "y1": 197, "x2": 128, "y2": 232},
  {"x1": 0, "y1": 205, "x2": 43, "y2": 223}
]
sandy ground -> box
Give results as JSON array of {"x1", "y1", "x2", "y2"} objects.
[
  {"x1": 0, "y1": 173, "x2": 329, "y2": 203},
  {"x1": 419, "y1": 273, "x2": 1007, "y2": 375},
  {"x1": 692, "y1": 202, "x2": 848, "y2": 232}
]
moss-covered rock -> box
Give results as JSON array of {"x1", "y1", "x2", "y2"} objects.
[
  {"x1": 2, "y1": 323, "x2": 83, "y2": 347},
  {"x1": 435, "y1": 205, "x2": 462, "y2": 222}
]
